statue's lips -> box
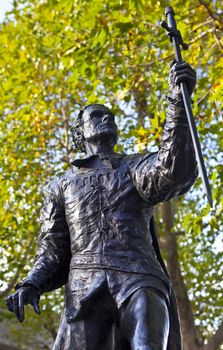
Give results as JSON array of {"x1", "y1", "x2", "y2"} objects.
[{"x1": 99, "y1": 123, "x2": 116, "y2": 129}]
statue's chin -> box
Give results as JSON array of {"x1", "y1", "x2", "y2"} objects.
[
  {"x1": 87, "y1": 129, "x2": 117, "y2": 144},
  {"x1": 83, "y1": 122, "x2": 118, "y2": 144}
]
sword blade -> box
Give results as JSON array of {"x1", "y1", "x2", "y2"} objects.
[
  {"x1": 181, "y1": 82, "x2": 213, "y2": 207},
  {"x1": 164, "y1": 6, "x2": 213, "y2": 207}
]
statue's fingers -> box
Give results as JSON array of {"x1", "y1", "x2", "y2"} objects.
[
  {"x1": 18, "y1": 294, "x2": 24, "y2": 322},
  {"x1": 174, "y1": 69, "x2": 196, "y2": 79},
  {"x1": 175, "y1": 73, "x2": 196, "y2": 85},
  {"x1": 12, "y1": 295, "x2": 22, "y2": 322},
  {"x1": 174, "y1": 63, "x2": 196, "y2": 76},
  {"x1": 174, "y1": 61, "x2": 187, "y2": 69},
  {"x1": 5, "y1": 296, "x2": 14, "y2": 312},
  {"x1": 170, "y1": 59, "x2": 177, "y2": 68},
  {"x1": 32, "y1": 298, "x2": 41, "y2": 315}
]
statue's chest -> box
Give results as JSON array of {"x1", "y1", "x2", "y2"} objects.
[{"x1": 61, "y1": 166, "x2": 140, "y2": 216}]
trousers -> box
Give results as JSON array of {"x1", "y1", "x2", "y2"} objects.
[{"x1": 53, "y1": 286, "x2": 169, "y2": 350}]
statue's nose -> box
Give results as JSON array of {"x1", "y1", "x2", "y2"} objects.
[{"x1": 102, "y1": 114, "x2": 111, "y2": 123}]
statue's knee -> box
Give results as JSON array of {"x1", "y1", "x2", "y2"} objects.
[{"x1": 132, "y1": 345, "x2": 163, "y2": 350}]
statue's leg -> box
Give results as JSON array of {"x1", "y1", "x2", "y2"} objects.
[
  {"x1": 120, "y1": 288, "x2": 169, "y2": 350},
  {"x1": 53, "y1": 286, "x2": 127, "y2": 350}
]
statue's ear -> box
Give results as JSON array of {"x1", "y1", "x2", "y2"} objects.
[
  {"x1": 71, "y1": 126, "x2": 83, "y2": 140},
  {"x1": 70, "y1": 126, "x2": 86, "y2": 153},
  {"x1": 76, "y1": 129, "x2": 84, "y2": 142}
]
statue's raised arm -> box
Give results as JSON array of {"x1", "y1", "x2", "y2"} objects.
[{"x1": 128, "y1": 60, "x2": 197, "y2": 205}]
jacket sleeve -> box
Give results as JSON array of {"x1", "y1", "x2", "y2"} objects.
[
  {"x1": 129, "y1": 99, "x2": 198, "y2": 205},
  {"x1": 15, "y1": 178, "x2": 71, "y2": 293}
]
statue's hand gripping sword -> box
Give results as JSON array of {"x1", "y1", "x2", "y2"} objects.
[{"x1": 161, "y1": 6, "x2": 213, "y2": 207}]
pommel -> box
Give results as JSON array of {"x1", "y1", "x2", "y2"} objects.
[{"x1": 165, "y1": 6, "x2": 175, "y2": 17}]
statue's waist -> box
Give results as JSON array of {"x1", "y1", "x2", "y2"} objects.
[{"x1": 69, "y1": 253, "x2": 167, "y2": 279}]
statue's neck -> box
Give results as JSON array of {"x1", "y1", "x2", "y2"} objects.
[{"x1": 84, "y1": 140, "x2": 115, "y2": 157}]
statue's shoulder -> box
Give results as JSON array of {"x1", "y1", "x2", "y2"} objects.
[
  {"x1": 43, "y1": 166, "x2": 78, "y2": 200},
  {"x1": 59, "y1": 166, "x2": 77, "y2": 181},
  {"x1": 124, "y1": 152, "x2": 156, "y2": 168},
  {"x1": 58, "y1": 166, "x2": 78, "y2": 190}
]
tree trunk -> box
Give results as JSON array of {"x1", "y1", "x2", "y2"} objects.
[{"x1": 161, "y1": 201, "x2": 200, "y2": 350}]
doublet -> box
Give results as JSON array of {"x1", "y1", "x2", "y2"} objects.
[{"x1": 16, "y1": 100, "x2": 198, "y2": 350}]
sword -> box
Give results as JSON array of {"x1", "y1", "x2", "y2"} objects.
[{"x1": 161, "y1": 6, "x2": 213, "y2": 207}]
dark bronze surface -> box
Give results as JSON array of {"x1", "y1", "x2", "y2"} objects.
[
  {"x1": 6, "y1": 62, "x2": 197, "y2": 350},
  {"x1": 162, "y1": 6, "x2": 213, "y2": 207}
]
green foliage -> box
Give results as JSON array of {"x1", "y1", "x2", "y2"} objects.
[{"x1": 0, "y1": 0, "x2": 222, "y2": 348}]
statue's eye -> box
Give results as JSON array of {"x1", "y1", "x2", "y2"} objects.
[{"x1": 90, "y1": 111, "x2": 102, "y2": 119}]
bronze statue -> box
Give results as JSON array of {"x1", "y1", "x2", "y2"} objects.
[{"x1": 5, "y1": 60, "x2": 197, "y2": 350}]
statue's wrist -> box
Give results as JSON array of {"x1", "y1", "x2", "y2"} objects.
[
  {"x1": 166, "y1": 94, "x2": 184, "y2": 106},
  {"x1": 15, "y1": 281, "x2": 40, "y2": 293},
  {"x1": 165, "y1": 95, "x2": 188, "y2": 125}
]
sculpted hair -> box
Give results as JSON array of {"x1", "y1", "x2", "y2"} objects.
[{"x1": 70, "y1": 104, "x2": 107, "y2": 153}]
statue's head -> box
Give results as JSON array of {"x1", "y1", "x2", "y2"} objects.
[{"x1": 71, "y1": 104, "x2": 118, "y2": 153}]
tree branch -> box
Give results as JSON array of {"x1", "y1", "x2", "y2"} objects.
[
  {"x1": 214, "y1": 29, "x2": 223, "y2": 50},
  {"x1": 0, "y1": 269, "x2": 20, "y2": 299},
  {"x1": 61, "y1": 105, "x2": 73, "y2": 164},
  {"x1": 111, "y1": 53, "x2": 175, "y2": 69},
  {"x1": 192, "y1": 18, "x2": 214, "y2": 32},
  {"x1": 202, "y1": 322, "x2": 223, "y2": 350},
  {"x1": 0, "y1": 239, "x2": 35, "y2": 298},
  {"x1": 198, "y1": 0, "x2": 223, "y2": 25},
  {"x1": 190, "y1": 28, "x2": 215, "y2": 45}
]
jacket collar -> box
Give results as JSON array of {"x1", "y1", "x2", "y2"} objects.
[
  {"x1": 71, "y1": 155, "x2": 97, "y2": 168},
  {"x1": 71, "y1": 153, "x2": 125, "y2": 168}
]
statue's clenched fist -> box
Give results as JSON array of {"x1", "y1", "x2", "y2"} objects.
[
  {"x1": 5, "y1": 286, "x2": 40, "y2": 322},
  {"x1": 169, "y1": 60, "x2": 196, "y2": 98}
]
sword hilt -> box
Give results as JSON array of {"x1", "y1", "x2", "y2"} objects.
[{"x1": 161, "y1": 6, "x2": 189, "y2": 51}]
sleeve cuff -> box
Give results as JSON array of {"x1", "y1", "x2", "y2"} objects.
[{"x1": 15, "y1": 280, "x2": 41, "y2": 293}]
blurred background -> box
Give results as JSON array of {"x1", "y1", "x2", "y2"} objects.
[{"x1": 0, "y1": 0, "x2": 222, "y2": 349}]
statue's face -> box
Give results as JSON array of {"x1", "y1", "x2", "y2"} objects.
[{"x1": 81, "y1": 105, "x2": 118, "y2": 143}]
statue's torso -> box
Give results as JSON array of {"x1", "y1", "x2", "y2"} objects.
[{"x1": 59, "y1": 155, "x2": 166, "y2": 278}]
